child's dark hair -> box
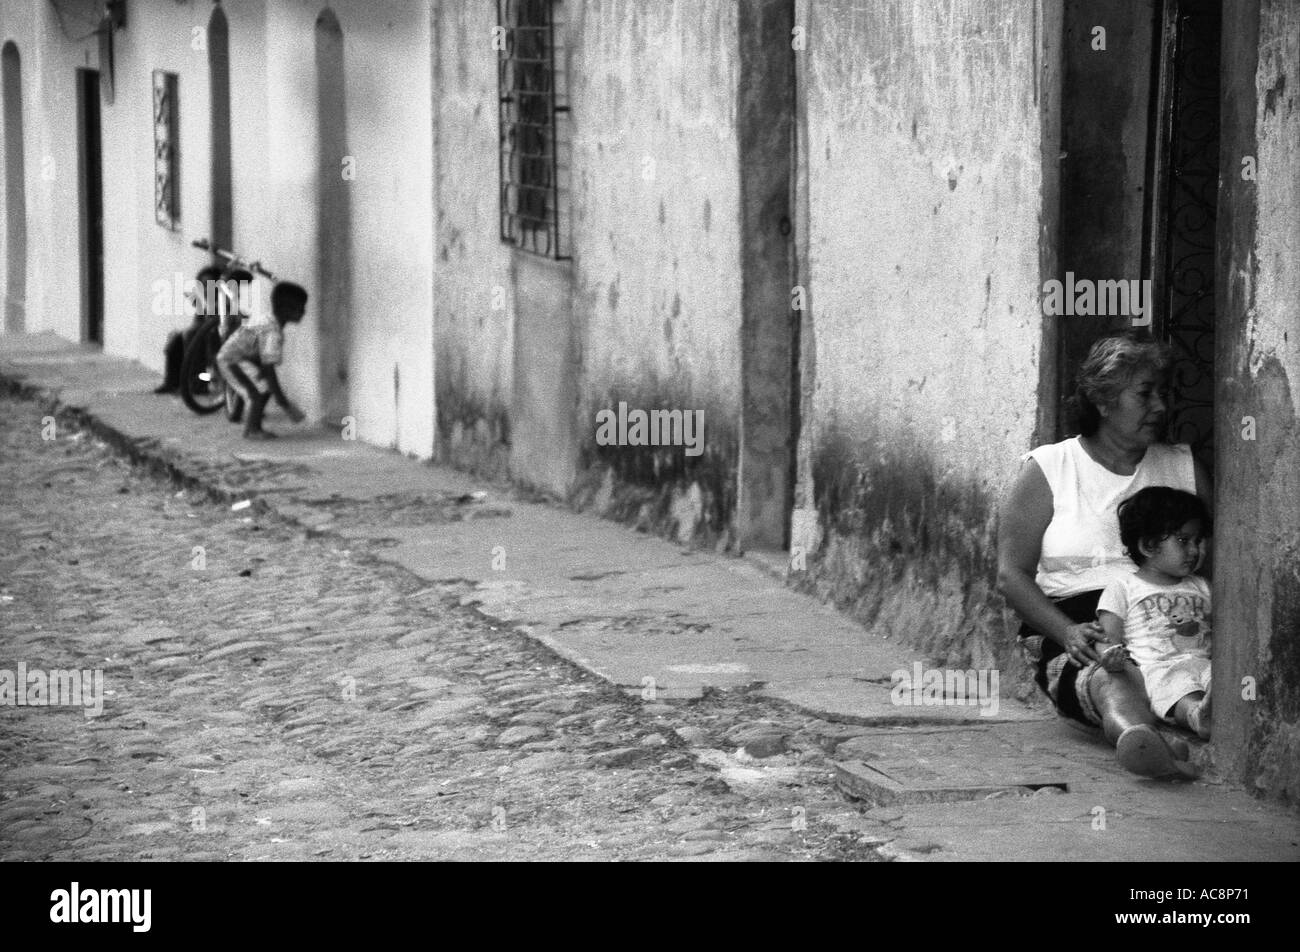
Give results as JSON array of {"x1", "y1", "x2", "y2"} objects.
[
  {"x1": 271, "y1": 281, "x2": 308, "y2": 315},
  {"x1": 1117, "y1": 486, "x2": 1212, "y2": 564}
]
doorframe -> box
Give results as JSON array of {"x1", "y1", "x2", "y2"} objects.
[
  {"x1": 2, "y1": 41, "x2": 26, "y2": 334},
  {"x1": 76, "y1": 67, "x2": 104, "y2": 346}
]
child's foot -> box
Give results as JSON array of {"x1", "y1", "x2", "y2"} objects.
[
  {"x1": 243, "y1": 429, "x2": 278, "y2": 441},
  {"x1": 1186, "y1": 694, "x2": 1212, "y2": 740},
  {"x1": 1116, "y1": 724, "x2": 1199, "y2": 779},
  {"x1": 1155, "y1": 729, "x2": 1192, "y2": 762}
]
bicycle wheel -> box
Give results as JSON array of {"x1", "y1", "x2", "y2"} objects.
[{"x1": 179, "y1": 317, "x2": 227, "y2": 415}]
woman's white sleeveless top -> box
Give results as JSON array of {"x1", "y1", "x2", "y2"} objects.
[{"x1": 1026, "y1": 437, "x2": 1196, "y2": 598}]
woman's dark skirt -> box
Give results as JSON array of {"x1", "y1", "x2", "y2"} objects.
[{"x1": 1018, "y1": 590, "x2": 1105, "y2": 727}]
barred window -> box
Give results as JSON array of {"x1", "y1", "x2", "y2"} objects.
[
  {"x1": 497, "y1": 0, "x2": 570, "y2": 259},
  {"x1": 152, "y1": 70, "x2": 180, "y2": 229}
]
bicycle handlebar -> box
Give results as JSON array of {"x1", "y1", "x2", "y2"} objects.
[{"x1": 190, "y1": 237, "x2": 279, "y2": 282}]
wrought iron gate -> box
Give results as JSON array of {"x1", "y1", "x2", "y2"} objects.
[{"x1": 1146, "y1": 0, "x2": 1221, "y2": 474}]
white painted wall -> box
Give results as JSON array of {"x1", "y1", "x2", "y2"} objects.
[
  {"x1": 3, "y1": 0, "x2": 435, "y2": 458},
  {"x1": 0, "y1": 0, "x2": 97, "y2": 343}
]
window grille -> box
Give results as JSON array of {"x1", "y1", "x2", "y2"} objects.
[
  {"x1": 152, "y1": 70, "x2": 179, "y2": 229},
  {"x1": 498, "y1": 0, "x2": 570, "y2": 259}
]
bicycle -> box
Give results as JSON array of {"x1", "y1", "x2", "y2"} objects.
[{"x1": 179, "y1": 239, "x2": 279, "y2": 420}]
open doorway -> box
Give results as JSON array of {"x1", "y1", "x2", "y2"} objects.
[
  {"x1": 77, "y1": 68, "x2": 104, "y2": 346},
  {"x1": 2, "y1": 41, "x2": 26, "y2": 334},
  {"x1": 1057, "y1": 0, "x2": 1219, "y2": 470},
  {"x1": 736, "y1": 0, "x2": 797, "y2": 554}
]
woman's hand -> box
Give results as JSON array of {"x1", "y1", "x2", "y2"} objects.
[{"x1": 1061, "y1": 622, "x2": 1107, "y2": 667}]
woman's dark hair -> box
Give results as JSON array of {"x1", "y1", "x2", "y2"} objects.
[
  {"x1": 1117, "y1": 486, "x2": 1211, "y2": 565},
  {"x1": 1068, "y1": 330, "x2": 1172, "y2": 436},
  {"x1": 271, "y1": 281, "x2": 309, "y2": 313}
]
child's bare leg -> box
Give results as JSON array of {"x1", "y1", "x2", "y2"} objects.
[
  {"x1": 1173, "y1": 690, "x2": 1211, "y2": 740},
  {"x1": 243, "y1": 389, "x2": 275, "y2": 439}
]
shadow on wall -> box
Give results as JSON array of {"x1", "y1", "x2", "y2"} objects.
[
  {"x1": 798, "y1": 422, "x2": 1029, "y2": 689},
  {"x1": 316, "y1": 8, "x2": 352, "y2": 426}
]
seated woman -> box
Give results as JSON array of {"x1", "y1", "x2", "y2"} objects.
[{"x1": 996, "y1": 331, "x2": 1212, "y2": 777}]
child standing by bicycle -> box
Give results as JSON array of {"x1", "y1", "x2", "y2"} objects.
[{"x1": 215, "y1": 281, "x2": 309, "y2": 439}]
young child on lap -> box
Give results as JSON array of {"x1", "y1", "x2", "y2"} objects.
[{"x1": 1096, "y1": 486, "x2": 1212, "y2": 739}]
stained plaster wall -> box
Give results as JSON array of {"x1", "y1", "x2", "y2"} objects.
[
  {"x1": 1216, "y1": 0, "x2": 1300, "y2": 805},
  {"x1": 431, "y1": 0, "x2": 515, "y2": 479},
  {"x1": 434, "y1": 0, "x2": 744, "y2": 530},
  {"x1": 567, "y1": 0, "x2": 743, "y2": 532},
  {"x1": 799, "y1": 0, "x2": 1049, "y2": 670}
]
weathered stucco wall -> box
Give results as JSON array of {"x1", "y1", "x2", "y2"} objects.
[
  {"x1": 432, "y1": 0, "x2": 515, "y2": 478},
  {"x1": 433, "y1": 0, "x2": 745, "y2": 530},
  {"x1": 567, "y1": 0, "x2": 744, "y2": 539},
  {"x1": 799, "y1": 0, "x2": 1047, "y2": 671},
  {"x1": 1216, "y1": 0, "x2": 1300, "y2": 805}
]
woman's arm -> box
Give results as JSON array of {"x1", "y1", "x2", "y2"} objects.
[{"x1": 996, "y1": 457, "x2": 1100, "y2": 654}]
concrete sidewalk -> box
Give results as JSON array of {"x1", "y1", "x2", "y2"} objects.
[{"x1": 3, "y1": 331, "x2": 1297, "y2": 861}]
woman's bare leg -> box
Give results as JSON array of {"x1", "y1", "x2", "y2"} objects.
[
  {"x1": 1089, "y1": 667, "x2": 1196, "y2": 777},
  {"x1": 1091, "y1": 666, "x2": 1160, "y2": 746}
]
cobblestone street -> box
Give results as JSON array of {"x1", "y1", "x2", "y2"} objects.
[{"x1": 0, "y1": 395, "x2": 881, "y2": 861}]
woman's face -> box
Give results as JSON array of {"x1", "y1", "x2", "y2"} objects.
[{"x1": 1099, "y1": 368, "x2": 1169, "y2": 445}]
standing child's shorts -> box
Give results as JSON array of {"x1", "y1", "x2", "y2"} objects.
[{"x1": 215, "y1": 317, "x2": 282, "y2": 404}]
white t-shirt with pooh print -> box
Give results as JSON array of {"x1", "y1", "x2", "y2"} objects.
[{"x1": 1097, "y1": 572, "x2": 1212, "y2": 719}]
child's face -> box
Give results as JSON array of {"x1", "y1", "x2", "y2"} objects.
[{"x1": 1142, "y1": 518, "x2": 1206, "y2": 578}]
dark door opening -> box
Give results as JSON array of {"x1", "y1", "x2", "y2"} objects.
[
  {"x1": 736, "y1": 0, "x2": 797, "y2": 553},
  {"x1": 1056, "y1": 0, "x2": 1219, "y2": 471},
  {"x1": 77, "y1": 68, "x2": 104, "y2": 346},
  {"x1": 1145, "y1": 0, "x2": 1220, "y2": 474},
  {"x1": 3, "y1": 42, "x2": 27, "y2": 334}
]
